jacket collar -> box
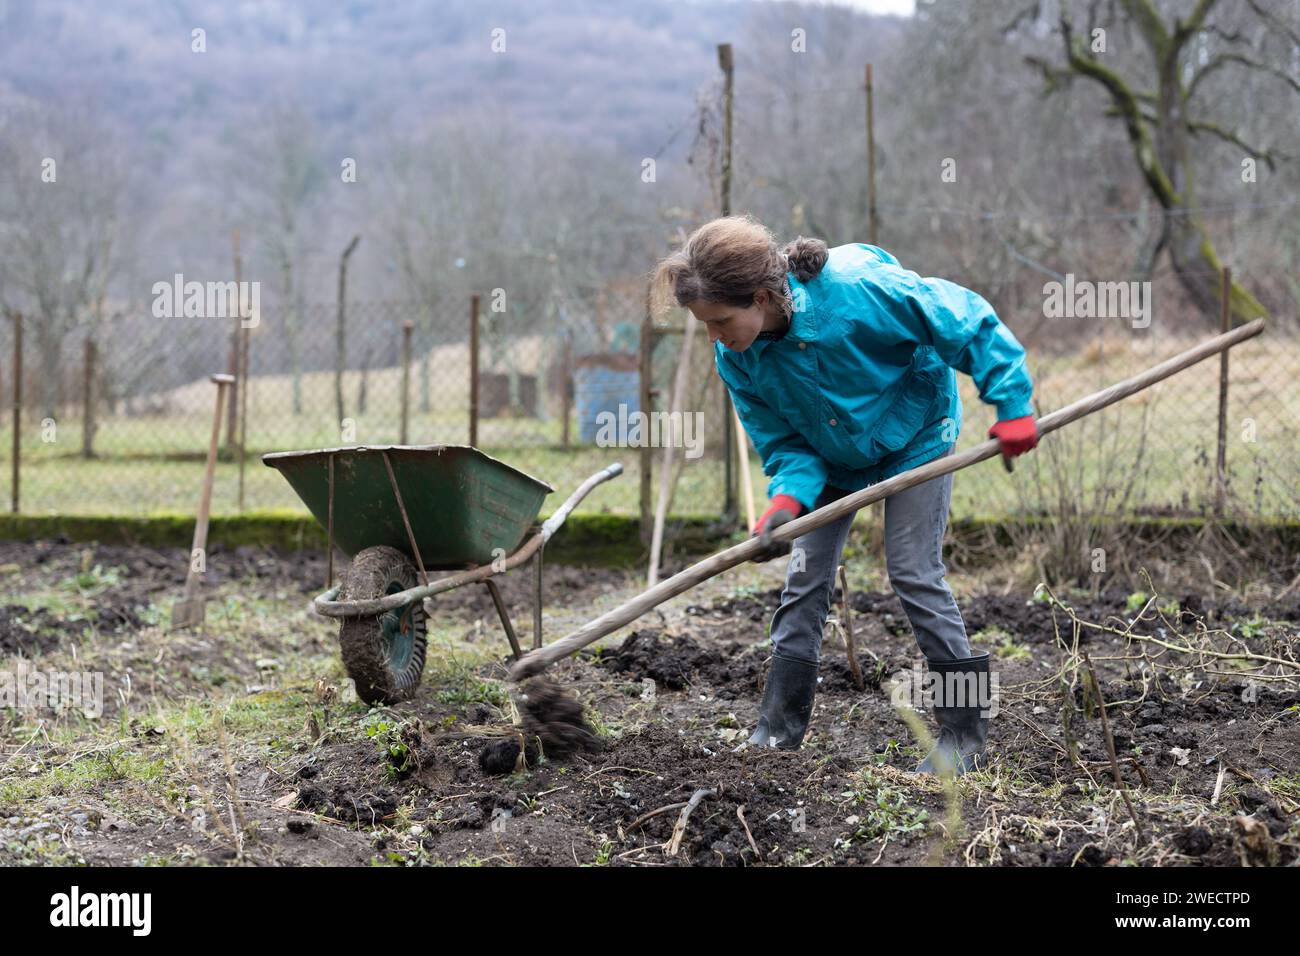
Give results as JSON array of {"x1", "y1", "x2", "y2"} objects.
[{"x1": 743, "y1": 272, "x2": 814, "y2": 359}]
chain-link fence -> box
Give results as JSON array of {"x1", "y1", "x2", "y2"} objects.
[
  {"x1": 0, "y1": 261, "x2": 1294, "y2": 525},
  {"x1": 0, "y1": 284, "x2": 730, "y2": 522}
]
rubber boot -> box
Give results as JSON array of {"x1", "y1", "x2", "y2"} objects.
[
  {"x1": 747, "y1": 653, "x2": 818, "y2": 750},
  {"x1": 915, "y1": 651, "x2": 992, "y2": 777}
]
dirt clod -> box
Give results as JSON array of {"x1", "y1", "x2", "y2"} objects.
[
  {"x1": 514, "y1": 677, "x2": 603, "y2": 759},
  {"x1": 479, "y1": 736, "x2": 540, "y2": 775}
]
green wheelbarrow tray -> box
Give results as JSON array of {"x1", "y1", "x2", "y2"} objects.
[
  {"x1": 264, "y1": 444, "x2": 555, "y2": 569},
  {"x1": 262, "y1": 444, "x2": 623, "y2": 620}
]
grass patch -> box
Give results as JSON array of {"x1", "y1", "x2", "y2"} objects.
[{"x1": 0, "y1": 747, "x2": 170, "y2": 804}]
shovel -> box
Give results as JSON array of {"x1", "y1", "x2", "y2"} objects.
[
  {"x1": 172, "y1": 373, "x2": 236, "y2": 630},
  {"x1": 511, "y1": 317, "x2": 1266, "y2": 681}
]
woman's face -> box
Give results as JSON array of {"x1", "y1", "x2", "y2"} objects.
[{"x1": 688, "y1": 289, "x2": 775, "y2": 353}]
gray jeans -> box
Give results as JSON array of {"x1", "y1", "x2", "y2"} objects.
[{"x1": 767, "y1": 469, "x2": 971, "y2": 665}]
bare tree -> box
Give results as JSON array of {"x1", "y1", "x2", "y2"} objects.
[
  {"x1": 0, "y1": 103, "x2": 125, "y2": 419},
  {"x1": 378, "y1": 114, "x2": 662, "y2": 410},
  {"x1": 225, "y1": 101, "x2": 322, "y2": 415},
  {"x1": 1019, "y1": 0, "x2": 1297, "y2": 323}
]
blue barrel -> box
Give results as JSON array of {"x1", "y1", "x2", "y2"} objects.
[{"x1": 574, "y1": 361, "x2": 640, "y2": 444}]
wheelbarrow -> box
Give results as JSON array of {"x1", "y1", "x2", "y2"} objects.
[{"x1": 263, "y1": 444, "x2": 623, "y2": 705}]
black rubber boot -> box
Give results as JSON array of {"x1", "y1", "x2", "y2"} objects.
[
  {"x1": 747, "y1": 653, "x2": 819, "y2": 750},
  {"x1": 915, "y1": 651, "x2": 992, "y2": 777}
]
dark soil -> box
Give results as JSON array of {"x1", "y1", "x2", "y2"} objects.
[
  {"x1": 261, "y1": 582, "x2": 1299, "y2": 866},
  {"x1": 2, "y1": 540, "x2": 1297, "y2": 867}
]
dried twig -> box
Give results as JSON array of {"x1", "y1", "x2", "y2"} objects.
[
  {"x1": 666, "y1": 787, "x2": 716, "y2": 857},
  {"x1": 1082, "y1": 650, "x2": 1146, "y2": 844},
  {"x1": 626, "y1": 801, "x2": 688, "y2": 833},
  {"x1": 736, "y1": 804, "x2": 760, "y2": 859}
]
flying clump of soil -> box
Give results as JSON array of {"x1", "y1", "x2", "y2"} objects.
[
  {"x1": 479, "y1": 677, "x2": 603, "y2": 775},
  {"x1": 517, "y1": 677, "x2": 603, "y2": 757}
]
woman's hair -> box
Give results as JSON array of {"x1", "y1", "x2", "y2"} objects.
[{"x1": 650, "y1": 215, "x2": 829, "y2": 319}]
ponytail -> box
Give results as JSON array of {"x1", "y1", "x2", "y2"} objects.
[{"x1": 781, "y1": 236, "x2": 829, "y2": 283}]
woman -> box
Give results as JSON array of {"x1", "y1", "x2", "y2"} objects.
[{"x1": 651, "y1": 215, "x2": 1038, "y2": 776}]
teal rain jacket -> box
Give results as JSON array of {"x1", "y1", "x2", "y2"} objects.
[{"x1": 715, "y1": 243, "x2": 1034, "y2": 512}]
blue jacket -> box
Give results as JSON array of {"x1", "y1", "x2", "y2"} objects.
[{"x1": 715, "y1": 243, "x2": 1034, "y2": 512}]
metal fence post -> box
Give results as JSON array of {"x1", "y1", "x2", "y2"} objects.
[{"x1": 11, "y1": 312, "x2": 21, "y2": 514}]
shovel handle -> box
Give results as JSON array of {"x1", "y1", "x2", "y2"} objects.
[{"x1": 509, "y1": 318, "x2": 1266, "y2": 681}]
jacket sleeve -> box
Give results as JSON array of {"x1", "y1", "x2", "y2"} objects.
[
  {"x1": 861, "y1": 266, "x2": 1035, "y2": 421},
  {"x1": 715, "y1": 349, "x2": 828, "y2": 513}
]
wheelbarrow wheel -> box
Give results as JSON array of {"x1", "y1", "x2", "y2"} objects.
[{"x1": 337, "y1": 546, "x2": 428, "y2": 705}]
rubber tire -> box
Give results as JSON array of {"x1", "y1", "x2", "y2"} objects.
[{"x1": 337, "y1": 546, "x2": 428, "y2": 705}]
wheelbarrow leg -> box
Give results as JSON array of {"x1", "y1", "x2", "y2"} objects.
[
  {"x1": 533, "y1": 543, "x2": 545, "y2": 649},
  {"x1": 484, "y1": 579, "x2": 523, "y2": 661}
]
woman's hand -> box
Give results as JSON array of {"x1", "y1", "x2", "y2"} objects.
[
  {"x1": 988, "y1": 415, "x2": 1038, "y2": 465},
  {"x1": 752, "y1": 494, "x2": 803, "y2": 562}
]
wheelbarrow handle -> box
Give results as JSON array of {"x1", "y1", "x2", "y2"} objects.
[
  {"x1": 310, "y1": 462, "x2": 625, "y2": 618},
  {"x1": 541, "y1": 462, "x2": 623, "y2": 540}
]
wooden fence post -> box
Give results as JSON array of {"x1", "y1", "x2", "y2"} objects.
[
  {"x1": 469, "y1": 294, "x2": 480, "y2": 447},
  {"x1": 11, "y1": 313, "x2": 21, "y2": 514},
  {"x1": 1214, "y1": 266, "x2": 1232, "y2": 517},
  {"x1": 400, "y1": 320, "x2": 413, "y2": 445},
  {"x1": 82, "y1": 339, "x2": 97, "y2": 458}
]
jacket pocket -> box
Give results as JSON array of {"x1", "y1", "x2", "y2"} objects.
[{"x1": 868, "y1": 357, "x2": 945, "y2": 458}]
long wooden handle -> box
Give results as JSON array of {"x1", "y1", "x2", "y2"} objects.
[
  {"x1": 182, "y1": 376, "x2": 233, "y2": 599},
  {"x1": 648, "y1": 314, "x2": 698, "y2": 587},
  {"x1": 510, "y1": 317, "x2": 1266, "y2": 680},
  {"x1": 734, "y1": 406, "x2": 756, "y2": 529}
]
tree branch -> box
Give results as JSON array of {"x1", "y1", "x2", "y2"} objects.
[
  {"x1": 1117, "y1": 0, "x2": 1171, "y2": 60},
  {"x1": 1188, "y1": 51, "x2": 1300, "y2": 100},
  {"x1": 1246, "y1": 0, "x2": 1300, "y2": 47},
  {"x1": 1001, "y1": 1, "x2": 1042, "y2": 36},
  {"x1": 1024, "y1": 54, "x2": 1075, "y2": 94},
  {"x1": 1188, "y1": 120, "x2": 1286, "y2": 170},
  {"x1": 1201, "y1": 22, "x2": 1248, "y2": 46},
  {"x1": 1059, "y1": 14, "x2": 1179, "y2": 206},
  {"x1": 1172, "y1": 0, "x2": 1221, "y2": 49}
]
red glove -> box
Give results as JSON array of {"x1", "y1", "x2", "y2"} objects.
[
  {"x1": 752, "y1": 494, "x2": 802, "y2": 563},
  {"x1": 988, "y1": 416, "x2": 1039, "y2": 458},
  {"x1": 754, "y1": 494, "x2": 803, "y2": 535}
]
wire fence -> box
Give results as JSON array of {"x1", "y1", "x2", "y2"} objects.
[{"x1": 1, "y1": 257, "x2": 1295, "y2": 527}]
